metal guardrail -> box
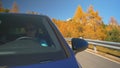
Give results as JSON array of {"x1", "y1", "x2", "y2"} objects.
[{"x1": 65, "y1": 38, "x2": 120, "y2": 53}]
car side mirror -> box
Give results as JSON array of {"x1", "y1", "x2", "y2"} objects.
[{"x1": 71, "y1": 38, "x2": 88, "y2": 54}]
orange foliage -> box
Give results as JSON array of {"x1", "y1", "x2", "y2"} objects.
[{"x1": 52, "y1": 5, "x2": 119, "y2": 41}]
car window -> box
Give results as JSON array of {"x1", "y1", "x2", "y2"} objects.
[{"x1": 0, "y1": 14, "x2": 67, "y2": 66}]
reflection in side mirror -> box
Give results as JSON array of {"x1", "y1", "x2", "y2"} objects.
[{"x1": 71, "y1": 38, "x2": 88, "y2": 54}]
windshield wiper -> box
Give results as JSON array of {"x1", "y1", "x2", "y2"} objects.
[{"x1": 39, "y1": 59, "x2": 53, "y2": 63}]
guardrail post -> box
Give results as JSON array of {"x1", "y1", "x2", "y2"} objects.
[{"x1": 93, "y1": 45, "x2": 97, "y2": 53}]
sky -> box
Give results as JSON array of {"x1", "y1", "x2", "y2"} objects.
[{"x1": 1, "y1": 0, "x2": 120, "y2": 24}]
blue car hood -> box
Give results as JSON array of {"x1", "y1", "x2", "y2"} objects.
[{"x1": 9, "y1": 57, "x2": 80, "y2": 68}]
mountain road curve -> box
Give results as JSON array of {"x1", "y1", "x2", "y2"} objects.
[{"x1": 76, "y1": 51, "x2": 120, "y2": 68}]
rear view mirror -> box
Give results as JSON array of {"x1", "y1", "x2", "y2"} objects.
[{"x1": 71, "y1": 38, "x2": 88, "y2": 54}]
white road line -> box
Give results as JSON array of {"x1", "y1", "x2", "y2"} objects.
[
  {"x1": 85, "y1": 50, "x2": 120, "y2": 64},
  {"x1": 68, "y1": 44, "x2": 120, "y2": 64}
]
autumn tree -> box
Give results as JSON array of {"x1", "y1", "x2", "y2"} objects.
[
  {"x1": 109, "y1": 17, "x2": 119, "y2": 28},
  {"x1": 0, "y1": 1, "x2": 3, "y2": 12},
  {"x1": 105, "y1": 28, "x2": 120, "y2": 42},
  {"x1": 52, "y1": 5, "x2": 120, "y2": 41},
  {"x1": 105, "y1": 17, "x2": 120, "y2": 42},
  {"x1": 73, "y1": 5, "x2": 87, "y2": 25},
  {"x1": 106, "y1": 17, "x2": 119, "y2": 35},
  {"x1": 0, "y1": 1, "x2": 10, "y2": 13},
  {"x1": 80, "y1": 5, "x2": 106, "y2": 40},
  {"x1": 87, "y1": 5, "x2": 102, "y2": 25},
  {"x1": 4, "y1": 8, "x2": 10, "y2": 13},
  {"x1": 10, "y1": 2, "x2": 19, "y2": 13},
  {"x1": 52, "y1": 18, "x2": 81, "y2": 37},
  {"x1": 73, "y1": 6, "x2": 84, "y2": 22}
]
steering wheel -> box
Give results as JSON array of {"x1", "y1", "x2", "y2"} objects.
[{"x1": 16, "y1": 36, "x2": 34, "y2": 40}]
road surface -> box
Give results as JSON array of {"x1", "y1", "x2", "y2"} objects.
[{"x1": 76, "y1": 51, "x2": 120, "y2": 68}]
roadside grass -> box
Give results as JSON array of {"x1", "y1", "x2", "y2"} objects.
[{"x1": 88, "y1": 44, "x2": 120, "y2": 57}]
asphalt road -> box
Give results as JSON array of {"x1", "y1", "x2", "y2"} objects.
[{"x1": 76, "y1": 51, "x2": 120, "y2": 68}]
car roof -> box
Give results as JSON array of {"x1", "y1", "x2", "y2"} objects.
[
  {"x1": 0, "y1": 13, "x2": 53, "y2": 32},
  {"x1": 0, "y1": 13, "x2": 49, "y2": 18},
  {"x1": 0, "y1": 13, "x2": 51, "y2": 25}
]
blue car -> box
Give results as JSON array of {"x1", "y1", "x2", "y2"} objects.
[{"x1": 0, "y1": 13, "x2": 88, "y2": 68}]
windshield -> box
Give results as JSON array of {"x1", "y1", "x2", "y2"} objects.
[{"x1": 0, "y1": 14, "x2": 66, "y2": 66}]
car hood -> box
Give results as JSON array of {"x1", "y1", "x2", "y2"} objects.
[{"x1": 9, "y1": 57, "x2": 81, "y2": 68}]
